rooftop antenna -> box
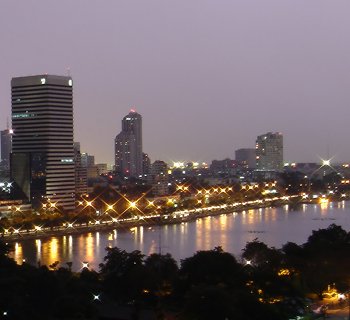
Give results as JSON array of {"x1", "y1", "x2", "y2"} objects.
[{"x1": 66, "y1": 67, "x2": 71, "y2": 77}]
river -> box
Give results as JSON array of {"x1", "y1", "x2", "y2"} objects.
[{"x1": 10, "y1": 201, "x2": 350, "y2": 271}]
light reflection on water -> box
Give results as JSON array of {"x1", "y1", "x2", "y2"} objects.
[{"x1": 10, "y1": 202, "x2": 350, "y2": 271}]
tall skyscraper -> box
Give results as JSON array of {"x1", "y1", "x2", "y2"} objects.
[
  {"x1": 115, "y1": 110, "x2": 143, "y2": 177},
  {"x1": 11, "y1": 75, "x2": 75, "y2": 210},
  {"x1": 255, "y1": 132, "x2": 283, "y2": 171}
]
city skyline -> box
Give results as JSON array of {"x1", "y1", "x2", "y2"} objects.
[{"x1": 1, "y1": 1, "x2": 350, "y2": 164}]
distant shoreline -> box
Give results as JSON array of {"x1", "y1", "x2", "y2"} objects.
[{"x1": 1, "y1": 196, "x2": 335, "y2": 243}]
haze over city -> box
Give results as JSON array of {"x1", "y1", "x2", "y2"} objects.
[{"x1": 1, "y1": 0, "x2": 350, "y2": 164}]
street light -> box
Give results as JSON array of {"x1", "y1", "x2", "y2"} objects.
[{"x1": 129, "y1": 201, "x2": 137, "y2": 209}]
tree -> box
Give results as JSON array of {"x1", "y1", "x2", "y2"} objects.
[
  {"x1": 179, "y1": 247, "x2": 241, "y2": 290},
  {"x1": 99, "y1": 247, "x2": 148, "y2": 302},
  {"x1": 302, "y1": 224, "x2": 350, "y2": 296},
  {"x1": 144, "y1": 253, "x2": 178, "y2": 294},
  {"x1": 242, "y1": 239, "x2": 282, "y2": 271}
]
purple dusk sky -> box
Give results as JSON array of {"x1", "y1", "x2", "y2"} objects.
[{"x1": 1, "y1": 1, "x2": 350, "y2": 165}]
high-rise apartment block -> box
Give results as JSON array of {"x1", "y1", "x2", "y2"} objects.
[
  {"x1": 235, "y1": 148, "x2": 256, "y2": 169},
  {"x1": 115, "y1": 110, "x2": 143, "y2": 177},
  {"x1": 11, "y1": 75, "x2": 75, "y2": 210},
  {"x1": 255, "y1": 132, "x2": 283, "y2": 171}
]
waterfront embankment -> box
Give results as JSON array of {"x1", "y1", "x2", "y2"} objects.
[{"x1": 1, "y1": 194, "x2": 333, "y2": 243}]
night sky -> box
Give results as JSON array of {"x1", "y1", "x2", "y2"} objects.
[{"x1": 1, "y1": 1, "x2": 350, "y2": 164}]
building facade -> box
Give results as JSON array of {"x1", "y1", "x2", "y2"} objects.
[
  {"x1": 142, "y1": 152, "x2": 151, "y2": 176},
  {"x1": 210, "y1": 158, "x2": 237, "y2": 177},
  {"x1": 255, "y1": 132, "x2": 283, "y2": 171},
  {"x1": 81, "y1": 153, "x2": 95, "y2": 168},
  {"x1": 235, "y1": 148, "x2": 256, "y2": 169},
  {"x1": 114, "y1": 110, "x2": 143, "y2": 177},
  {"x1": 11, "y1": 75, "x2": 75, "y2": 210},
  {"x1": 148, "y1": 160, "x2": 169, "y2": 196},
  {"x1": 1, "y1": 129, "x2": 13, "y2": 170},
  {"x1": 74, "y1": 142, "x2": 88, "y2": 197}
]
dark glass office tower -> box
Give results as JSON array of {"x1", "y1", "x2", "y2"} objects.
[{"x1": 11, "y1": 75, "x2": 75, "y2": 210}]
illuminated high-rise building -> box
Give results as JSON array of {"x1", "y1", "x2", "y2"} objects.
[
  {"x1": 114, "y1": 110, "x2": 143, "y2": 177},
  {"x1": 255, "y1": 132, "x2": 283, "y2": 171},
  {"x1": 11, "y1": 75, "x2": 75, "y2": 210}
]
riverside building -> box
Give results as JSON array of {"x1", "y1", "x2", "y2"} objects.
[
  {"x1": 255, "y1": 132, "x2": 283, "y2": 171},
  {"x1": 11, "y1": 75, "x2": 75, "y2": 211}
]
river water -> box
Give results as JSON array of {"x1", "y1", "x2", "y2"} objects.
[{"x1": 10, "y1": 201, "x2": 350, "y2": 271}]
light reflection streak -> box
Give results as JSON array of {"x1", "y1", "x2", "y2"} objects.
[
  {"x1": 96, "y1": 232, "x2": 100, "y2": 247},
  {"x1": 35, "y1": 239, "x2": 41, "y2": 262},
  {"x1": 62, "y1": 236, "x2": 67, "y2": 256},
  {"x1": 68, "y1": 235, "x2": 73, "y2": 258},
  {"x1": 180, "y1": 222, "x2": 188, "y2": 236},
  {"x1": 133, "y1": 227, "x2": 138, "y2": 245},
  {"x1": 219, "y1": 215, "x2": 227, "y2": 249},
  {"x1": 48, "y1": 238, "x2": 59, "y2": 263},
  {"x1": 138, "y1": 226, "x2": 145, "y2": 253},
  {"x1": 320, "y1": 202, "x2": 328, "y2": 213},
  {"x1": 270, "y1": 208, "x2": 277, "y2": 222},
  {"x1": 85, "y1": 233, "x2": 94, "y2": 262},
  {"x1": 200, "y1": 217, "x2": 211, "y2": 251},
  {"x1": 139, "y1": 226, "x2": 144, "y2": 245},
  {"x1": 13, "y1": 242, "x2": 23, "y2": 264},
  {"x1": 340, "y1": 201, "x2": 345, "y2": 209},
  {"x1": 36, "y1": 239, "x2": 41, "y2": 252},
  {"x1": 149, "y1": 240, "x2": 157, "y2": 255}
]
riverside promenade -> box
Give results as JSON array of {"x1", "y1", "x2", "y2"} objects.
[{"x1": 2, "y1": 195, "x2": 302, "y2": 242}]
